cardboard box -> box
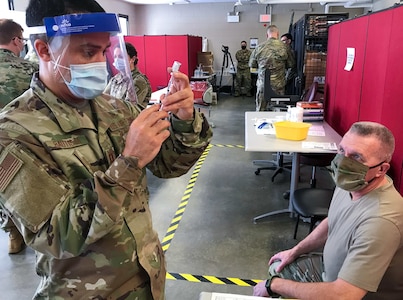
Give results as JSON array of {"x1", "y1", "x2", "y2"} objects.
[
  {"x1": 198, "y1": 52, "x2": 214, "y2": 66},
  {"x1": 305, "y1": 52, "x2": 327, "y2": 67},
  {"x1": 304, "y1": 53, "x2": 326, "y2": 86},
  {"x1": 202, "y1": 66, "x2": 214, "y2": 75}
]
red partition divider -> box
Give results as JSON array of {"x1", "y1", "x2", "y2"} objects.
[
  {"x1": 380, "y1": 7, "x2": 403, "y2": 191},
  {"x1": 325, "y1": 5, "x2": 403, "y2": 194},
  {"x1": 331, "y1": 17, "x2": 369, "y2": 135},
  {"x1": 144, "y1": 36, "x2": 168, "y2": 91},
  {"x1": 359, "y1": 9, "x2": 393, "y2": 122},
  {"x1": 124, "y1": 35, "x2": 201, "y2": 92},
  {"x1": 124, "y1": 36, "x2": 146, "y2": 74},
  {"x1": 166, "y1": 35, "x2": 191, "y2": 76}
]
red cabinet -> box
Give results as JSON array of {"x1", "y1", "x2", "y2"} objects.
[
  {"x1": 125, "y1": 35, "x2": 202, "y2": 91},
  {"x1": 325, "y1": 5, "x2": 403, "y2": 194}
]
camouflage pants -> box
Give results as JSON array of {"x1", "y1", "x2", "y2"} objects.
[
  {"x1": 255, "y1": 84, "x2": 266, "y2": 111},
  {"x1": 255, "y1": 78, "x2": 285, "y2": 111},
  {"x1": 269, "y1": 253, "x2": 324, "y2": 283},
  {"x1": 235, "y1": 69, "x2": 252, "y2": 95},
  {"x1": 0, "y1": 205, "x2": 14, "y2": 232}
]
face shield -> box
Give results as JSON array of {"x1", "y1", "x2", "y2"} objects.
[
  {"x1": 104, "y1": 36, "x2": 138, "y2": 104},
  {"x1": 38, "y1": 13, "x2": 135, "y2": 101}
]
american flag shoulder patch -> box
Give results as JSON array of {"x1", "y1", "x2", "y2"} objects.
[{"x1": 0, "y1": 152, "x2": 23, "y2": 193}]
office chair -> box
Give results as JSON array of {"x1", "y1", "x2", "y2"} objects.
[
  {"x1": 253, "y1": 69, "x2": 299, "y2": 181},
  {"x1": 264, "y1": 69, "x2": 300, "y2": 112},
  {"x1": 291, "y1": 187, "x2": 334, "y2": 239}
]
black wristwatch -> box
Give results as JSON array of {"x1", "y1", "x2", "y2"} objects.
[{"x1": 265, "y1": 275, "x2": 281, "y2": 298}]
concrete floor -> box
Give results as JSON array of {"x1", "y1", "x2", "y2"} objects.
[{"x1": 0, "y1": 94, "x2": 334, "y2": 299}]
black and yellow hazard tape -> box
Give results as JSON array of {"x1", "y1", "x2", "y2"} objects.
[
  {"x1": 166, "y1": 272, "x2": 262, "y2": 286},
  {"x1": 161, "y1": 144, "x2": 213, "y2": 253},
  {"x1": 211, "y1": 143, "x2": 244, "y2": 149},
  {"x1": 161, "y1": 143, "x2": 259, "y2": 286}
]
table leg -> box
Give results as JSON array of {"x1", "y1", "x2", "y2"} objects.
[
  {"x1": 289, "y1": 152, "x2": 300, "y2": 217},
  {"x1": 253, "y1": 152, "x2": 299, "y2": 223}
]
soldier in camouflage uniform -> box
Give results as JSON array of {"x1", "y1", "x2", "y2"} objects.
[
  {"x1": 281, "y1": 33, "x2": 297, "y2": 95},
  {"x1": 104, "y1": 42, "x2": 152, "y2": 108},
  {"x1": 0, "y1": 0, "x2": 212, "y2": 299},
  {"x1": 249, "y1": 25, "x2": 294, "y2": 111},
  {"x1": 234, "y1": 40, "x2": 252, "y2": 97},
  {"x1": 0, "y1": 19, "x2": 39, "y2": 107},
  {"x1": 0, "y1": 18, "x2": 39, "y2": 254}
]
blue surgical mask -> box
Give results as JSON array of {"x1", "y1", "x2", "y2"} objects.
[
  {"x1": 64, "y1": 62, "x2": 108, "y2": 99},
  {"x1": 113, "y1": 58, "x2": 126, "y2": 73}
]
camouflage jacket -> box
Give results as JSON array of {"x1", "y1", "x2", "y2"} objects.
[
  {"x1": 0, "y1": 73, "x2": 212, "y2": 299},
  {"x1": 132, "y1": 68, "x2": 152, "y2": 107},
  {"x1": 0, "y1": 49, "x2": 38, "y2": 108},
  {"x1": 285, "y1": 45, "x2": 297, "y2": 82},
  {"x1": 235, "y1": 49, "x2": 252, "y2": 70},
  {"x1": 249, "y1": 38, "x2": 293, "y2": 88},
  {"x1": 104, "y1": 67, "x2": 152, "y2": 108}
]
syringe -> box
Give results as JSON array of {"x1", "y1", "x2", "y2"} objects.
[
  {"x1": 166, "y1": 61, "x2": 181, "y2": 95},
  {"x1": 160, "y1": 61, "x2": 181, "y2": 111}
]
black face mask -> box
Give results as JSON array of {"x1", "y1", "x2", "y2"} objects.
[{"x1": 241, "y1": 45, "x2": 246, "y2": 50}]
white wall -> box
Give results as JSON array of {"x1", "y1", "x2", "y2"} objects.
[
  {"x1": 372, "y1": 0, "x2": 398, "y2": 11},
  {"x1": 1, "y1": 0, "x2": 398, "y2": 72},
  {"x1": 133, "y1": 3, "x2": 365, "y2": 72}
]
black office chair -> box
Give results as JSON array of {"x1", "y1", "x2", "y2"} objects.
[
  {"x1": 264, "y1": 69, "x2": 299, "y2": 112},
  {"x1": 291, "y1": 187, "x2": 334, "y2": 239},
  {"x1": 253, "y1": 69, "x2": 299, "y2": 181},
  {"x1": 254, "y1": 151, "x2": 291, "y2": 180},
  {"x1": 299, "y1": 153, "x2": 336, "y2": 188},
  {"x1": 288, "y1": 79, "x2": 335, "y2": 239}
]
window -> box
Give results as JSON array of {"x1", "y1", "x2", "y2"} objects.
[{"x1": 118, "y1": 14, "x2": 129, "y2": 36}]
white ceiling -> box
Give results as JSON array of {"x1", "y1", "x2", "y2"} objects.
[
  {"x1": 122, "y1": 0, "x2": 373, "y2": 7},
  {"x1": 124, "y1": 0, "x2": 235, "y2": 3}
]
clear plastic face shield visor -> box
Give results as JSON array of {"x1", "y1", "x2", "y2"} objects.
[{"x1": 29, "y1": 13, "x2": 136, "y2": 102}]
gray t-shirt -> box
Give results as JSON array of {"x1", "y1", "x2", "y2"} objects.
[{"x1": 324, "y1": 176, "x2": 403, "y2": 299}]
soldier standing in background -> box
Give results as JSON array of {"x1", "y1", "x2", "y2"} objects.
[
  {"x1": 234, "y1": 40, "x2": 252, "y2": 97},
  {"x1": 0, "y1": 18, "x2": 38, "y2": 254},
  {"x1": 249, "y1": 25, "x2": 293, "y2": 111},
  {"x1": 0, "y1": 19, "x2": 38, "y2": 107},
  {"x1": 281, "y1": 33, "x2": 297, "y2": 95}
]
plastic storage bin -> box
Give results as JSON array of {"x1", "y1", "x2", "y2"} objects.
[{"x1": 273, "y1": 121, "x2": 311, "y2": 141}]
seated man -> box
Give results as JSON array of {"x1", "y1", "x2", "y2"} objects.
[{"x1": 253, "y1": 121, "x2": 403, "y2": 300}]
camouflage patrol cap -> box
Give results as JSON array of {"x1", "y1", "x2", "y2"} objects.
[{"x1": 26, "y1": 0, "x2": 105, "y2": 27}]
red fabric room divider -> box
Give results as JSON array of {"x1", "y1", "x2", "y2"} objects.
[
  {"x1": 124, "y1": 36, "x2": 146, "y2": 75},
  {"x1": 124, "y1": 35, "x2": 202, "y2": 91},
  {"x1": 326, "y1": 17, "x2": 368, "y2": 135},
  {"x1": 325, "y1": 4, "x2": 403, "y2": 194}
]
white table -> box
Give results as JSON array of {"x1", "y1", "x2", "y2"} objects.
[
  {"x1": 199, "y1": 292, "x2": 279, "y2": 300},
  {"x1": 245, "y1": 111, "x2": 342, "y2": 223},
  {"x1": 150, "y1": 87, "x2": 167, "y2": 104}
]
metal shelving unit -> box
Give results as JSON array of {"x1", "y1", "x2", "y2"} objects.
[{"x1": 291, "y1": 13, "x2": 349, "y2": 96}]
